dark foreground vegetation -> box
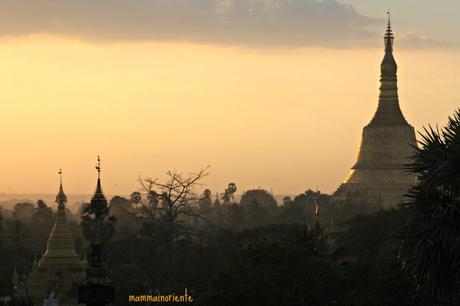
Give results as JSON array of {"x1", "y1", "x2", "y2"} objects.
[{"x1": 1, "y1": 109, "x2": 460, "y2": 306}]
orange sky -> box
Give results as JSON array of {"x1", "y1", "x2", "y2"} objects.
[{"x1": 0, "y1": 35, "x2": 458, "y2": 196}]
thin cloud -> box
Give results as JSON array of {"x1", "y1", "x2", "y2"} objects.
[
  {"x1": 398, "y1": 32, "x2": 453, "y2": 49},
  {"x1": 0, "y1": 0, "x2": 382, "y2": 48}
]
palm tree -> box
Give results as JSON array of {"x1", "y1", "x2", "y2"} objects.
[
  {"x1": 221, "y1": 182, "x2": 237, "y2": 206},
  {"x1": 402, "y1": 109, "x2": 460, "y2": 304}
]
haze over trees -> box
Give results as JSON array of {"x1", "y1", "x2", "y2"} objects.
[{"x1": 2, "y1": 110, "x2": 460, "y2": 305}]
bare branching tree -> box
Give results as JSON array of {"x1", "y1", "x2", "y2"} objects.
[
  {"x1": 129, "y1": 167, "x2": 209, "y2": 289},
  {"x1": 131, "y1": 168, "x2": 209, "y2": 231}
]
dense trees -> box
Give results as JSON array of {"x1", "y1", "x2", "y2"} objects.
[
  {"x1": 0, "y1": 180, "x2": 434, "y2": 306},
  {"x1": 3, "y1": 107, "x2": 460, "y2": 306},
  {"x1": 401, "y1": 109, "x2": 460, "y2": 304},
  {"x1": 0, "y1": 185, "x2": 431, "y2": 305},
  {"x1": 31, "y1": 200, "x2": 53, "y2": 225},
  {"x1": 0, "y1": 201, "x2": 57, "y2": 297},
  {"x1": 198, "y1": 225, "x2": 340, "y2": 306},
  {"x1": 12, "y1": 203, "x2": 34, "y2": 222},
  {"x1": 7, "y1": 220, "x2": 30, "y2": 249},
  {"x1": 221, "y1": 183, "x2": 237, "y2": 206},
  {"x1": 80, "y1": 200, "x2": 115, "y2": 245},
  {"x1": 99, "y1": 178, "x2": 423, "y2": 306},
  {"x1": 240, "y1": 189, "x2": 277, "y2": 208}
]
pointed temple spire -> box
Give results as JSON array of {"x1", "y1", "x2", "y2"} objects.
[
  {"x1": 56, "y1": 168, "x2": 67, "y2": 209},
  {"x1": 78, "y1": 156, "x2": 115, "y2": 305},
  {"x1": 96, "y1": 155, "x2": 101, "y2": 179},
  {"x1": 334, "y1": 13, "x2": 417, "y2": 209},
  {"x1": 368, "y1": 10, "x2": 407, "y2": 126},
  {"x1": 91, "y1": 155, "x2": 108, "y2": 218},
  {"x1": 385, "y1": 10, "x2": 394, "y2": 52},
  {"x1": 40, "y1": 169, "x2": 80, "y2": 265}
]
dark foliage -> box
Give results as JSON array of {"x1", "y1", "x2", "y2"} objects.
[{"x1": 402, "y1": 109, "x2": 460, "y2": 304}]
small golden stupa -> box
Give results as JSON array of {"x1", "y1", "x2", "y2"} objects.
[{"x1": 14, "y1": 170, "x2": 85, "y2": 305}]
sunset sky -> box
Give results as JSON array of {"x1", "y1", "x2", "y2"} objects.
[{"x1": 0, "y1": 0, "x2": 459, "y2": 197}]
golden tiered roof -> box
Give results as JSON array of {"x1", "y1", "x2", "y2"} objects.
[{"x1": 40, "y1": 170, "x2": 81, "y2": 268}]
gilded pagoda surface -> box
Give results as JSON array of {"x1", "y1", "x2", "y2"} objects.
[
  {"x1": 14, "y1": 171, "x2": 85, "y2": 306},
  {"x1": 335, "y1": 16, "x2": 417, "y2": 209}
]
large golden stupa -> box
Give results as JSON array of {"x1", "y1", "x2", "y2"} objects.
[{"x1": 335, "y1": 15, "x2": 417, "y2": 209}]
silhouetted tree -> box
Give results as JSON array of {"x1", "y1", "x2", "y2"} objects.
[
  {"x1": 199, "y1": 225, "x2": 341, "y2": 306},
  {"x1": 199, "y1": 189, "x2": 213, "y2": 211},
  {"x1": 222, "y1": 183, "x2": 237, "y2": 206},
  {"x1": 7, "y1": 220, "x2": 30, "y2": 249},
  {"x1": 336, "y1": 209, "x2": 414, "y2": 306},
  {"x1": 245, "y1": 198, "x2": 270, "y2": 228},
  {"x1": 80, "y1": 197, "x2": 116, "y2": 245},
  {"x1": 212, "y1": 193, "x2": 223, "y2": 226},
  {"x1": 402, "y1": 109, "x2": 460, "y2": 304},
  {"x1": 227, "y1": 204, "x2": 245, "y2": 228},
  {"x1": 240, "y1": 189, "x2": 277, "y2": 208},
  {"x1": 131, "y1": 168, "x2": 208, "y2": 290},
  {"x1": 12, "y1": 202, "x2": 34, "y2": 222},
  {"x1": 282, "y1": 196, "x2": 293, "y2": 206},
  {"x1": 31, "y1": 200, "x2": 54, "y2": 225},
  {"x1": 0, "y1": 209, "x2": 3, "y2": 252},
  {"x1": 109, "y1": 196, "x2": 138, "y2": 237}
]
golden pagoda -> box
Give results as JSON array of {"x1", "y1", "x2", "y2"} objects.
[
  {"x1": 14, "y1": 170, "x2": 85, "y2": 305},
  {"x1": 334, "y1": 13, "x2": 417, "y2": 209}
]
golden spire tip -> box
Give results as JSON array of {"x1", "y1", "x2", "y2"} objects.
[
  {"x1": 58, "y1": 168, "x2": 63, "y2": 184},
  {"x1": 96, "y1": 155, "x2": 101, "y2": 179}
]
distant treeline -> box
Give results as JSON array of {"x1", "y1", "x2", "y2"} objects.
[{"x1": 3, "y1": 109, "x2": 460, "y2": 306}]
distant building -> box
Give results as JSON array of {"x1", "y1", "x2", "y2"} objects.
[
  {"x1": 14, "y1": 171, "x2": 85, "y2": 305},
  {"x1": 335, "y1": 15, "x2": 417, "y2": 209}
]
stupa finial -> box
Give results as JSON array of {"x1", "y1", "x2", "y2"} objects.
[
  {"x1": 56, "y1": 168, "x2": 67, "y2": 207},
  {"x1": 58, "y1": 168, "x2": 63, "y2": 184},
  {"x1": 96, "y1": 155, "x2": 101, "y2": 179},
  {"x1": 387, "y1": 9, "x2": 391, "y2": 27},
  {"x1": 384, "y1": 10, "x2": 394, "y2": 52}
]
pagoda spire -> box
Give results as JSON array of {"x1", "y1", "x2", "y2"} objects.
[
  {"x1": 385, "y1": 10, "x2": 394, "y2": 52},
  {"x1": 78, "y1": 156, "x2": 115, "y2": 305},
  {"x1": 368, "y1": 11, "x2": 407, "y2": 126},
  {"x1": 91, "y1": 155, "x2": 108, "y2": 219},
  {"x1": 40, "y1": 169, "x2": 79, "y2": 266},
  {"x1": 56, "y1": 168, "x2": 68, "y2": 209},
  {"x1": 96, "y1": 155, "x2": 101, "y2": 179}
]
